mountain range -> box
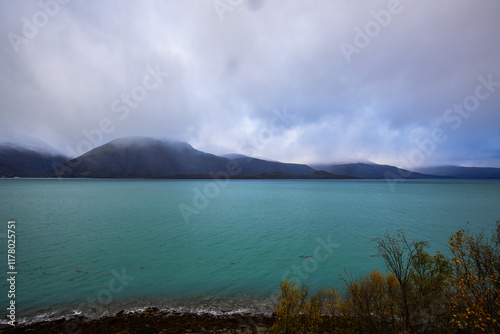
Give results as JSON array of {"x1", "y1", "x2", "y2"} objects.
[
  {"x1": 1, "y1": 136, "x2": 499, "y2": 179},
  {"x1": 312, "y1": 162, "x2": 441, "y2": 179},
  {"x1": 415, "y1": 166, "x2": 500, "y2": 179},
  {"x1": 0, "y1": 143, "x2": 67, "y2": 177}
]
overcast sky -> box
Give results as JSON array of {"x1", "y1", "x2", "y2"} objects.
[{"x1": 1, "y1": 0, "x2": 499, "y2": 168}]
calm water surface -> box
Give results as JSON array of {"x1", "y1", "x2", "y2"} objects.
[{"x1": 0, "y1": 179, "x2": 499, "y2": 322}]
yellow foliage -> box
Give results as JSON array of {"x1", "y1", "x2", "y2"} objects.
[
  {"x1": 448, "y1": 222, "x2": 500, "y2": 333},
  {"x1": 270, "y1": 278, "x2": 341, "y2": 333},
  {"x1": 339, "y1": 269, "x2": 401, "y2": 333},
  {"x1": 271, "y1": 222, "x2": 500, "y2": 333}
]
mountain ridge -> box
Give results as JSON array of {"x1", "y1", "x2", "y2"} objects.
[
  {"x1": 1, "y1": 137, "x2": 499, "y2": 179},
  {"x1": 312, "y1": 162, "x2": 448, "y2": 179},
  {"x1": 49, "y1": 137, "x2": 321, "y2": 178},
  {"x1": 0, "y1": 143, "x2": 67, "y2": 177},
  {"x1": 415, "y1": 166, "x2": 500, "y2": 179}
]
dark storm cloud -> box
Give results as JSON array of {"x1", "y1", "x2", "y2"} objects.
[{"x1": 0, "y1": 0, "x2": 499, "y2": 167}]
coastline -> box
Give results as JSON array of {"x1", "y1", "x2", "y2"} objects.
[{"x1": 0, "y1": 307, "x2": 273, "y2": 333}]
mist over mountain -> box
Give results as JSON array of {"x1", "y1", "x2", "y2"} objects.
[
  {"x1": 222, "y1": 154, "x2": 249, "y2": 160},
  {"x1": 53, "y1": 137, "x2": 231, "y2": 178},
  {"x1": 51, "y1": 137, "x2": 317, "y2": 178},
  {"x1": 0, "y1": 143, "x2": 67, "y2": 177},
  {"x1": 312, "y1": 163, "x2": 446, "y2": 179},
  {"x1": 2, "y1": 137, "x2": 499, "y2": 179},
  {"x1": 231, "y1": 157, "x2": 315, "y2": 175},
  {"x1": 415, "y1": 166, "x2": 500, "y2": 179}
]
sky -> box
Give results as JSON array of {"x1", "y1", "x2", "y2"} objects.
[{"x1": 0, "y1": 0, "x2": 499, "y2": 169}]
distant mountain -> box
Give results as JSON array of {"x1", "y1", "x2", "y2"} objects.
[
  {"x1": 222, "y1": 153, "x2": 248, "y2": 160},
  {"x1": 312, "y1": 162, "x2": 444, "y2": 179},
  {"x1": 174, "y1": 171, "x2": 355, "y2": 179},
  {"x1": 415, "y1": 166, "x2": 500, "y2": 179},
  {"x1": 52, "y1": 137, "x2": 231, "y2": 178},
  {"x1": 4, "y1": 136, "x2": 499, "y2": 179},
  {"x1": 0, "y1": 143, "x2": 67, "y2": 177},
  {"x1": 230, "y1": 156, "x2": 315, "y2": 175},
  {"x1": 51, "y1": 137, "x2": 318, "y2": 178},
  {"x1": 222, "y1": 154, "x2": 316, "y2": 175},
  {"x1": 230, "y1": 171, "x2": 354, "y2": 179}
]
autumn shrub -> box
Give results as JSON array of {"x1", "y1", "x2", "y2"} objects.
[
  {"x1": 409, "y1": 247, "x2": 453, "y2": 332},
  {"x1": 448, "y1": 222, "x2": 500, "y2": 333},
  {"x1": 316, "y1": 287, "x2": 341, "y2": 330},
  {"x1": 340, "y1": 269, "x2": 399, "y2": 333},
  {"x1": 272, "y1": 223, "x2": 499, "y2": 333},
  {"x1": 317, "y1": 287, "x2": 341, "y2": 317},
  {"x1": 271, "y1": 279, "x2": 340, "y2": 333},
  {"x1": 374, "y1": 231, "x2": 429, "y2": 330},
  {"x1": 271, "y1": 279, "x2": 307, "y2": 333},
  {"x1": 374, "y1": 230, "x2": 456, "y2": 333}
]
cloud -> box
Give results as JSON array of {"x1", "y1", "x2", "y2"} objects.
[{"x1": 0, "y1": 0, "x2": 499, "y2": 167}]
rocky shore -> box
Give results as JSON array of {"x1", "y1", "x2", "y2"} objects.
[{"x1": 0, "y1": 307, "x2": 273, "y2": 334}]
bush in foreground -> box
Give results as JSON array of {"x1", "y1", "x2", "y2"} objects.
[
  {"x1": 271, "y1": 222, "x2": 499, "y2": 333},
  {"x1": 271, "y1": 279, "x2": 340, "y2": 333},
  {"x1": 448, "y1": 223, "x2": 500, "y2": 332}
]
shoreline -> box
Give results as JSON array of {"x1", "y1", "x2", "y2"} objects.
[
  {"x1": 0, "y1": 307, "x2": 274, "y2": 333},
  {"x1": 5, "y1": 293, "x2": 279, "y2": 326}
]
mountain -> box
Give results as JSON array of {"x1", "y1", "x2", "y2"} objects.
[
  {"x1": 222, "y1": 153, "x2": 248, "y2": 160},
  {"x1": 51, "y1": 137, "x2": 318, "y2": 178},
  {"x1": 415, "y1": 166, "x2": 500, "y2": 179},
  {"x1": 4, "y1": 137, "x2": 499, "y2": 179},
  {"x1": 230, "y1": 171, "x2": 354, "y2": 179},
  {"x1": 179, "y1": 171, "x2": 355, "y2": 179},
  {"x1": 0, "y1": 143, "x2": 67, "y2": 177},
  {"x1": 52, "y1": 137, "x2": 231, "y2": 178},
  {"x1": 312, "y1": 162, "x2": 444, "y2": 179},
  {"x1": 231, "y1": 156, "x2": 315, "y2": 175},
  {"x1": 222, "y1": 154, "x2": 316, "y2": 175}
]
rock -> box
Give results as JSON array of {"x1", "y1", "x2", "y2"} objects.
[
  {"x1": 140, "y1": 326, "x2": 153, "y2": 334},
  {"x1": 0, "y1": 324, "x2": 14, "y2": 331}
]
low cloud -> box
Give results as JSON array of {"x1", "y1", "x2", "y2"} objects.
[{"x1": 0, "y1": 0, "x2": 499, "y2": 167}]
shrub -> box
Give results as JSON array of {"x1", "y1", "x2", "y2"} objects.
[
  {"x1": 410, "y1": 247, "x2": 453, "y2": 332},
  {"x1": 271, "y1": 223, "x2": 499, "y2": 333},
  {"x1": 271, "y1": 279, "x2": 308, "y2": 333},
  {"x1": 340, "y1": 269, "x2": 399, "y2": 333},
  {"x1": 374, "y1": 230, "x2": 454, "y2": 332},
  {"x1": 374, "y1": 230, "x2": 429, "y2": 330},
  {"x1": 448, "y1": 222, "x2": 500, "y2": 333},
  {"x1": 271, "y1": 279, "x2": 340, "y2": 333}
]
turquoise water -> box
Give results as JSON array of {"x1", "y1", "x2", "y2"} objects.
[{"x1": 0, "y1": 179, "x2": 499, "y2": 322}]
